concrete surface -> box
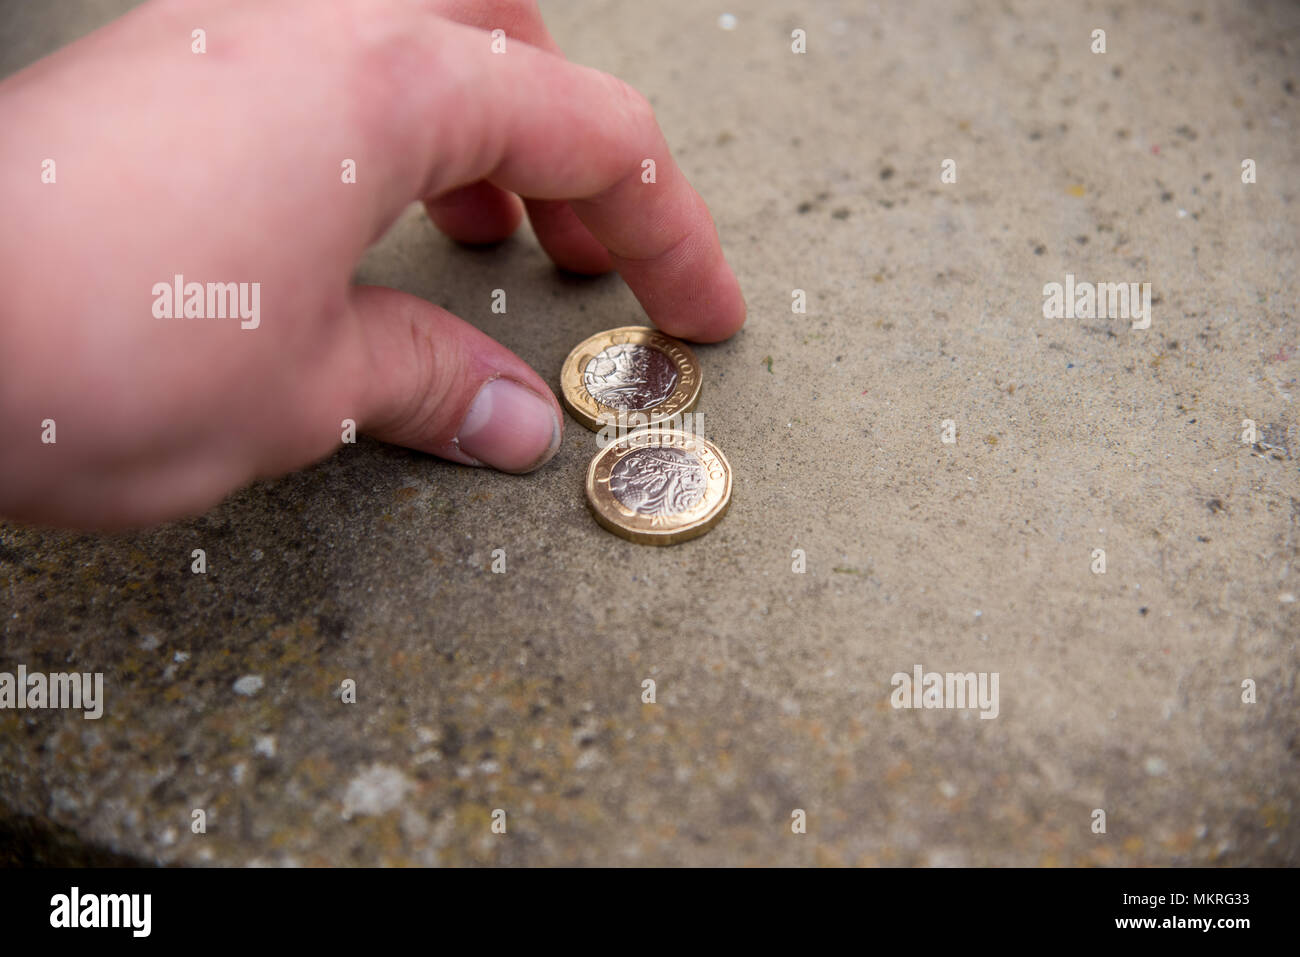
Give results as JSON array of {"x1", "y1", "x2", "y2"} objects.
[{"x1": 1, "y1": 0, "x2": 1297, "y2": 866}]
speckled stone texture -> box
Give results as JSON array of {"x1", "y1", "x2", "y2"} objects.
[{"x1": 1, "y1": 0, "x2": 1297, "y2": 866}]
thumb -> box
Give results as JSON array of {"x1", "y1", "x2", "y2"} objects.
[{"x1": 350, "y1": 285, "x2": 562, "y2": 473}]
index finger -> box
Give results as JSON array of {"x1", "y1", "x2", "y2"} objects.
[{"x1": 387, "y1": 17, "x2": 746, "y2": 343}]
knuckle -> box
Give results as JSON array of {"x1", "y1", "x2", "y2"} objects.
[
  {"x1": 398, "y1": 312, "x2": 467, "y2": 443},
  {"x1": 616, "y1": 80, "x2": 657, "y2": 126},
  {"x1": 501, "y1": 0, "x2": 543, "y2": 16},
  {"x1": 478, "y1": 0, "x2": 544, "y2": 28}
]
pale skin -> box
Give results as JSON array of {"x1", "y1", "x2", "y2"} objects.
[{"x1": 0, "y1": 0, "x2": 745, "y2": 528}]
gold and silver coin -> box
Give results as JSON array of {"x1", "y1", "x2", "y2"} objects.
[
  {"x1": 585, "y1": 429, "x2": 731, "y2": 545},
  {"x1": 560, "y1": 326, "x2": 702, "y2": 433}
]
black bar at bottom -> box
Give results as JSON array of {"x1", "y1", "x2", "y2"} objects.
[{"x1": 0, "y1": 865, "x2": 1285, "y2": 943}]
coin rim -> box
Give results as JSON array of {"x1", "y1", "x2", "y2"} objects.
[
  {"x1": 560, "y1": 327, "x2": 702, "y2": 433},
  {"x1": 584, "y1": 429, "x2": 732, "y2": 545}
]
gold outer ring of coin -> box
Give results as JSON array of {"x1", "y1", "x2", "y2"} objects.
[
  {"x1": 560, "y1": 326, "x2": 702, "y2": 433},
  {"x1": 585, "y1": 429, "x2": 732, "y2": 545}
]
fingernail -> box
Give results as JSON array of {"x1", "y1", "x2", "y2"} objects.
[{"x1": 455, "y1": 378, "x2": 561, "y2": 473}]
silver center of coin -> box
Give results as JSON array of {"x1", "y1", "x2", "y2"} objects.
[
  {"x1": 609, "y1": 447, "x2": 706, "y2": 516},
  {"x1": 583, "y1": 344, "x2": 678, "y2": 411}
]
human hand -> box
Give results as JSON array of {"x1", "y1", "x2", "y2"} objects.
[{"x1": 0, "y1": 0, "x2": 745, "y2": 528}]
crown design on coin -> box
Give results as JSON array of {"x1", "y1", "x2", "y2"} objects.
[
  {"x1": 583, "y1": 344, "x2": 679, "y2": 411},
  {"x1": 560, "y1": 327, "x2": 701, "y2": 433}
]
